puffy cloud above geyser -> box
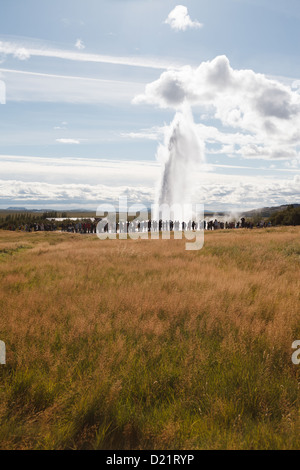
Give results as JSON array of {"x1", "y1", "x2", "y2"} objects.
[{"x1": 134, "y1": 55, "x2": 300, "y2": 160}]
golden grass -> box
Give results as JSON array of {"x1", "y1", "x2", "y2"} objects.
[{"x1": 0, "y1": 227, "x2": 299, "y2": 449}]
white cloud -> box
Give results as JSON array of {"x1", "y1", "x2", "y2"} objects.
[
  {"x1": 0, "y1": 155, "x2": 160, "y2": 186},
  {"x1": 0, "y1": 39, "x2": 180, "y2": 70},
  {"x1": 0, "y1": 179, "x2": 155, "y2": 207},
  {"x1": 0, "y1": 156, "x2": 158, "y2": 207},
  {"x1": 54, "y1": 121, "x2": 68, "y2": 130},
  {"x1": 75, "y1": 39, "x2": 85, "y2": 50},
  {"x1": 0, "y1": 155, "x2": 299, "y2": 210},
  {"x1": 0, "y1": 79, "x2": 5, "y2": 104},
  {"x1": 121, "y1": 126, "x2": 168, "y2": 141},
  {"x1": 56, "y1": 138, "x2": 80, "y2": 144},
  {"x1": 134, "y1": 55, "x2": 300, "y2": 161},
  {"x1": 13, "y1": 47, "x2": 30, "y2": 60},
  {"x1": 0, "y1": 68, "x2": 146, "y2": 103},
  {"x1": 165, "y1": 5, "x2": 203, "y2": 32},
  {"x1": 0, "y1": 173, "x2": 299, "y2": 211},
  {"x1": 193, "y1": 174, "x2": 300, "y2": 210}
]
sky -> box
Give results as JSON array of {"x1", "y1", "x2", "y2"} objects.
[{"x1": 0, "y1": 0, "x2": 300, "y2": 211}]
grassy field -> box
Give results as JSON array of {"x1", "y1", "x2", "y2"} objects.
[{"x1": 0, "y1": 227, "x2": 299, "y2": 450}]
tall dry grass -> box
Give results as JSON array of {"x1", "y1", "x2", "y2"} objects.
[{"x1": 0, "y1": 227, "x2": 299, "y2": 449}]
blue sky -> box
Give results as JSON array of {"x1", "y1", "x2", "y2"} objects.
[{"x1": 0, "y1": 0, "x2": 300, "y2": 210}]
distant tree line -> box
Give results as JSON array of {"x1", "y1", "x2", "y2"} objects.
[
  {"x1": 268, "y1": 205, "x2": 300, "y2": 226},
  {"x1": 1, "y1": 206, "x2": 300, "y2": 230},
  {"x1": 0, "y1": 212, "x2": 63, "y2": 230}
]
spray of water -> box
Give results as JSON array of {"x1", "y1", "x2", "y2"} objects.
[{"x1": 155, "y1": 105, "x2": 205, "y2": 220}]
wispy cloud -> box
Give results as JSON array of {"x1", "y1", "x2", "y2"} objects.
[
  {"x1": 75, "y1": 39, "x2": 85, "y2": 51},
  {"x1": 12, "y1": 47, "x2": 30, "y2": 60},
  {"x1": 0, "y1": 39, "x2": 181, "y2": 70},
  {"x1": 121, "y1": 126, "x2": 167, "y2": 141},
  {"x1": 56, "y1": 138, "x2": 80, "y2": 144},
  {"x1": 0, "y1": 155, "x2": 160, "y2": 186},
  {"x1": 54, "y1": 122, "x2": 68, "y2": 130},
  {"x1": 165, "y1": 5, "x2": 203, "y2": 32},
  {"x1": 0, "y1": 68, "x2": 146, "y2": 103}
]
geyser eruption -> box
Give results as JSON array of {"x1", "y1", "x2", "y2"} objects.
[{"x1": 156, "y1": 105, "x2": 205, "y2": 219}]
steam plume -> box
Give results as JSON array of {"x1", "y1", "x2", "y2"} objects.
[{"x1": 156, "y1": 105, "x2": 205, "y2": 212}]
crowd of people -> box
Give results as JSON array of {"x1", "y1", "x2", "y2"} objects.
[
  {"x1": 91, "y1": 216, "x2": 272, "y2": 234},
  {"x1": 5, "y1": 216, "x2": 272, "y2": 233},
  {"x1": 61, "y1": 221, "x2": 97, "y2": 234}
]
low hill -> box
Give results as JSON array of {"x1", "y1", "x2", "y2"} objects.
[{"x1": 243, "y1": 203, "x2": 300, "y2": 218}]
